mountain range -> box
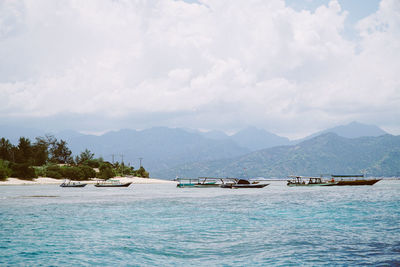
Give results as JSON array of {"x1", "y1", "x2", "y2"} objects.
[
  {"x1": 152, "y1": 133, "x2": 400, "y2": 179},
  {"x1": 1, "y1": 122, "x2": 397, "y2": 178}
]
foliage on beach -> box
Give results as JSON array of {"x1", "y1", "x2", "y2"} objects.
[
  {"x1": 136, "y1": 166, "x2": 149, "y2": 178},
  {"x1": 0, "y1": 135, "x2": 150, "y2": 180},
  {"x1": 0, "y1": 160, "x2": 11, "y2": 181}
]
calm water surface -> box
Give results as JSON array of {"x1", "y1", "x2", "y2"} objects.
[{"x1": 1, "y1": 180, "x2": 400, "y2": 266}]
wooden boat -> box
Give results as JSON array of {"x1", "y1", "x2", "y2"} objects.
[
  {"x1": 60, "y1": 179, "x2": 87, "y2": 188},
  {"x1": 330, "y1": 175, "x2": 381, "y2": 186},
  {"x1": 221, "y1": 179, "x2": 269, "y2": 189},
  {"x1": 94, "y1": 179, "x2": 132, "y2": 187},
  {"x1": 176, "y1": 177, "x2": 220, "y2": 188},
  {"x1": 287, "y1": 176, "x2": 337, "y2": 187}
]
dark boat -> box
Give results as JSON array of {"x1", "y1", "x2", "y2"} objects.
[
  {"x1": 60, "y1": 179, "x2": 87, "y2": 188},
  {"x1": 221, "y1": 179, "x2": 269, "y2": 188},
  {"x1": 330, "y1": 175, "x2": 381, "y2": 186},
  {"x1": 94, "y1": 179, "x2": 132, "y2": 187}
]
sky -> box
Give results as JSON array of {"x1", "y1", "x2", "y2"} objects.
[{"x1": 0, "y1": 0, "x2": 399, "y2": 139}]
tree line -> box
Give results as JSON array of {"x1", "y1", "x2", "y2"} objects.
[{"x1": 0, "y1": 135, "x2": 149, "y2": 181}]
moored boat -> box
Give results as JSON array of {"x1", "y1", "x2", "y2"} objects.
[
  {"x1": 221, "y1": 179, "x2": 269, "y2": 188},
  {"x1": 94, "y1": 179, "x2": 132, "y2": 187},
  {"x1": 60, "y1": 179, "x2": 87, "y2": 188},
  {"x1": 329, "y1": 175, "x2": 381, "y2": 186},
  {"x1": 176, "y1": 177, "x2": 220, "y2": 188},
  {"x1": 287, "y1": 176, "x2": 337, "y2": 187}
]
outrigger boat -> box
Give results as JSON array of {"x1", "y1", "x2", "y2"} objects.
[
  {"x1": 220, "y1": 179, "x2": 269, "y2": 189},
  {"x1": 329, "y1": 175, "x2": 381, "y2": 186},
  {"x1": 94, "y1": 179, "x2": 132, "y2": 187},
  {"x1": 287, "y1": 176, "x2": 337, "y2": 187},
  {"x1": 176, "y1": 177, "x2": 220, "y2": 188},
  {"x1": 60, "y1": 179, "x2": 87, "y2": 188}
]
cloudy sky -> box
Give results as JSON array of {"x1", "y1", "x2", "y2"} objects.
[{"x1": 0, "y1": 0, "x2": 399, "y2": 138}]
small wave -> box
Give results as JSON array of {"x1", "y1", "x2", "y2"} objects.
[{"x1": 22, "y1": 195, "x2": 59, "y2": 198}]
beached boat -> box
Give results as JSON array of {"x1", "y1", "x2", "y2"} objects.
[
  {"x1": 60, "y1": 179, "x2": 87, "y2": 187},
  {"x1": 176, "y1": 177, "x2": 220, "y2": 188},
  {"x1": 287, "y1": 176, "x2": 337, "y2": 187},
  {"x1": 94, "y1": 179, "x2": 132, "y2": 187},
  {"x1": 221, "y1": 179, "x2": 269, "y2": 189},
  {"x1": 329, "y1": 175, "x2": 381, "y2": 186}
]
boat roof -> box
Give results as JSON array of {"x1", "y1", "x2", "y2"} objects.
[
  {"x1": 331, "y1": 174, "x2": 364, "y2": 177},
  {"x1": 288, "y1": 176, "x2": 322, "y2": 179}
]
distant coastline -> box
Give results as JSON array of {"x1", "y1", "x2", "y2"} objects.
[{"x1": 0, "y1": 176, "x2": 177, "y2": 186}]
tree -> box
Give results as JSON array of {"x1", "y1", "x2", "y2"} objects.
[
  {"x1": 98, "y1": 164, "x2": 115, "y2": 180},
  {"x1": 32, "y1": 137, "x2": 49, "y2": 166},
  {"x1": 0, "y1": 138, "x2": 14, "y2": 161},
  {"x1": 136, "y1": 166, "x2": 149, "y2": 178},
  {"x1": 15, "y1": 137, "x2": 32, "y2": 164},
  {"x1": 50, "y1": 140, "x2": 73, "y2": 164},
  {"x1": 75, "y1": 149, "x2": 95, "y2": 165}
]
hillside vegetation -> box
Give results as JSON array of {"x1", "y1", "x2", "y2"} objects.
[{"x1": 152, "y1": 133, "x2": 400, "y2": 179}]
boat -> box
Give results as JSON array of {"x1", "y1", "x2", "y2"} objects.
[
  {"x1": 176, "y1": 177, "x2": 220, "y2": 188},
  {"x1": 329, "y1": 175, "x2": 381, "y2": 186},
  {"x1": 220, "y1": 179, "x2": 269, "y2": 188},
  {"x1": 60, "y1": 179, "x2": 87, "y2": 188},
  {"x1": 94, "y1": 179, "x2": 132, "y2": 187},
  {"x1": 287, "y1": 176, "x2": 337, "y2": 187}
]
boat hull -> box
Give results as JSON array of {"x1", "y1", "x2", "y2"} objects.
[
  {"x1": 334, "y1": 179, "x2": 381, "y2": 186},
  {"x1": 287, "y1": 183, "x2": 337, "y2": 187},
  {"x1": 60, "y1": 183, "x2": 87, "y2": 188},
  {"x1": 177, "y1": 183, "x2": 219, "y2": 188},
  {"x1": 94, "y1": 182, "x2": 132, "y2": 187},
  {"x1": 221, "y1": 183, "x2": 269, "y2": 188}
]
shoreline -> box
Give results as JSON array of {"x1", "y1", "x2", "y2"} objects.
[{"x1": 0, "y1": 176, "x2": 177, "y2": 186}]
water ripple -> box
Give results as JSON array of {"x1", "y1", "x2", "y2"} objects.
[{"x1": 0, "y1": 181, "x2": 399, "y2": 266}]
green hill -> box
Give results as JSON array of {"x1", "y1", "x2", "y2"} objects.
[{"x1": 152, "y1": 133, "x2": 400, "y2": 179}]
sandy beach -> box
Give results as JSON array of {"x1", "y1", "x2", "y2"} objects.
[{"x1": 0, "y1": 176, "x2": 177, "y2": 185}]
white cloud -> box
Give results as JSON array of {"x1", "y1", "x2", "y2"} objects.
[{"x1": 0, "y1": 0, "x2": 399, "y2": 138}]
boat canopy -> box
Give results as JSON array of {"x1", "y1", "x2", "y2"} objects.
[{"x1": 331, "y1": 174, "x2": 364, "y2": 178}]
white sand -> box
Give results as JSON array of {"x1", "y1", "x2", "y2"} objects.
[{"x1": 0, "y1": 176, "x2": 177, "y2": 185}]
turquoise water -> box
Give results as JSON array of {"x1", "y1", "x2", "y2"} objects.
[{"x1": 1, "y1": 180, "x2": 400, "y2": 266}]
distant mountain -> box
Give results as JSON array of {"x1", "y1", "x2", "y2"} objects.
[
  {"x1": 200, "y1": 130, "x2": 229, "y2": 140},
  {"x1": 229, "y1": 127, "x2": 290, "y2": 151},
  {"x1": 153, "y1": 133, "x2": 400, "y2": 179},
  {"x1": 296, "y1": 121, "x2": 387, "y2": 142},
  {"x1": 2, "y1": 123, "x2": 396, "y2": 179},
  {"x1": 64, "y1": 127, "x2": 250, "y2": 174},
  {"x1": 0, "y1": 125, "x2": 45, "y2": 144},
  {"x1": 190, "y1": 127, "x2": 291, "y2": 151}
]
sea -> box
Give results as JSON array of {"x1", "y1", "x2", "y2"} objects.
[{"x1": 1, "y1": 180, "x2": 400, "y2": 266}]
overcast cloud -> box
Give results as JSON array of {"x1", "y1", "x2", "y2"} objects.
[{"x1": 0, "y1": 0, "x2": 399, "y2": 138}]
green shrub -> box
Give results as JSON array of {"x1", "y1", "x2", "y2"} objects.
[
  {"x1": 61, "y1": 166, "x2": 84, "y2": 180},
  {"x1": 135, "y1": 166, "x2": 149, "y2": 178},
  {"x1": 84, "y1": 159, "x2": 100, "y2": 168},
  {"x1": 34, "y1": 166, "x2": 46, "y2": 177},
  {"x1": 0, "y1": 160, "x2": 11, "y2": 181},
  {"x1": 46, "y1": 170, "x2": 63, "y2": 179},
  {"x1": 46, "y1": 164, "x2": 62, "y2": 172},
  {"x1": 0, "y1": 168, "x2": 8, "y2": 181},
  {"x1": 45, "y1": 165, "x2": 63, "y2": 179},
  {"x1": 78, "y1": 165, "x2": 96, "y2": 180},
  {"x1": 10, "y1": 163, "x2": 37, "y2": 180},
  {"x1": 98, "y1": 166, "x2": 115, "y2": 180}
]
